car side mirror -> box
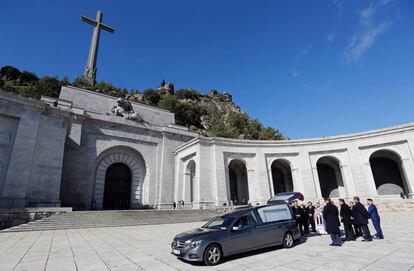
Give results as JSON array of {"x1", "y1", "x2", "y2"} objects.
[{"x1": 232, "y1": 226, "x2": 239, "y2": 231}]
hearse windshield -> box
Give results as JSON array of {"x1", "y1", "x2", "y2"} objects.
[{"x1": 202, "y1": 215, "x2": 235, "y2": 230}]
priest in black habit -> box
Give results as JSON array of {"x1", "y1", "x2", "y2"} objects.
[
  {"x1": 339, "y1": 198, "x2": 355, "y2": 241},
  {"x1": 323, "y1": 198, "x2": 342, "y2": 246}
]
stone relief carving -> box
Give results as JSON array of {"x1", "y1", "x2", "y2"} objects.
[{"x1": 107, "y1": 97, "x2": 143, "y2": 122}]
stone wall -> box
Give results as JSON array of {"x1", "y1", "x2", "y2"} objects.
[
  {"x1": 0, "y1": 90, "x2": 70, "y2": 208},
  {"x1": 59, "y1": 86, "x2": 175, "y2": 127},
  {"x1": 60, "y1": 113, "x2": 196, "y2": 210},
  {"x1": 174, "y1": 123, "x2": 414, "y2": 207}
]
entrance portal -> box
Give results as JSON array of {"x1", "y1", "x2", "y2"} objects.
[
  {"x1": 317, "y1": 156, "x2": 344, "y2": 198},
  {"x1": 103, "y1": 163, "x2": 132, "y2": 210},
  {"x1": 370, "y1": 150, "x2": 408, "y2": 196},
  {"x1": 228, "y1": 159, "x2": 249, "y2": 205},
  {"x1": 271, "y1": 159, "x2": 293, "y2": 195}
]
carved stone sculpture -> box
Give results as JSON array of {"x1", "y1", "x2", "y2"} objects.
[{"x1": 108, "y1": 97, "x2": 143, "y2": 122}]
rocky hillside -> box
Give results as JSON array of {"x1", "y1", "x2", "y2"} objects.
[{"x1": 0, "y1": 66, "x2": 286, "y2": 140}]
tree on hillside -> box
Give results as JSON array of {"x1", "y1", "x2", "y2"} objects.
[
  {"x1": 20, "y1": 71, "x2": 38, "y2": 84},
  {"x1": 0, "y1": 66, "x2": 21, "y2": 81},
  {"x1": 34, "y1": 76, "x2": 62, "y2": 99},
  {"x1": 143, "y1": 89, "x2": 161, "y2": 106}
]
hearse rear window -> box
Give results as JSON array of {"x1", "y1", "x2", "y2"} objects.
[{"x1": 257, "y1": 205, "x2": 292, "y2": 223}]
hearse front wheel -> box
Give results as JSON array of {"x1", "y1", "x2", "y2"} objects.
[
  {"x1": 283, "y1": 232, "x2": 294, "y2": 248},
  {"x1": 203, "y1": 244, "x2": 222, "y2": 266}
]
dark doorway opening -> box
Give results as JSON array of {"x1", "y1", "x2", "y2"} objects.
[
  {"x1": 271, "y1": 159, "x2": 293, "y2": 195},
  {"x1": 103, "y1": 163, "x2": 131, "y2": 210},
  {"x1": 370, "y1": 150, "x2": 407, "y2": 196},
  {"x1": 317, "y1": 157, "x2": 344, "y2": 199},
  {"x1": 229, "y1": 159, "x2": 249, "y2": 205}
]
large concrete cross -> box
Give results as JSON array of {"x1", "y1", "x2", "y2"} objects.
[{"x1": 81, "y1": 10, "x2": 115, "y2": 85}]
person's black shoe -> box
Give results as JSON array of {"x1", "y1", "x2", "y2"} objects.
[
  {"x1": 361, "y1": 239, "x2": 372, "y2": 242},
  {"x1": 329, "y1": 243, "x2": 335, "y2": 246}
]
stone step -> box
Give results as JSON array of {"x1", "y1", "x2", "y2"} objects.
[{"x1": 1, "y1": 209, "x2": 224, "y2": 232}]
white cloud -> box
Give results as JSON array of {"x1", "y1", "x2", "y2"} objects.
[
  {"x1": 302, "y1": 44, "x2": 312, "y2": 55},
  {"x1": 332, "y1": 0, "x2": 344, "y2": 18},
  {"x1": 344, "y1": 0, "x2": 393, "y2": 63},
  {"x1": 299, "y1": 83, "x2": 328, "y2": 94},
  {"x1": 291, "y1": 68, "x2": 299, "y2": 78},
  {"x1": 326, "y1": 32, "x2": 337, "y2": 43},
  {"x1": 291, "y1": 44, "x2": 312, "y2": 78}
]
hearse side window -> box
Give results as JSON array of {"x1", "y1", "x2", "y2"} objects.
[{"x1": 257, "y1": 205, "x2": 292, "y2": 223}]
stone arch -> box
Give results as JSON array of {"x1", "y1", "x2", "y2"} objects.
[
  {"x1": 184, "y1": 159, "x2": 196, "y2": 204},
  {"x1": 271, "y1": 159, "x2": 294, "y2": 195},
  {"x1": 94, "y1": 146, "x2": 147, "y2": 209},
  {"x1": 369, "y1": 149, "x2": 409, "y2": 196},
  {"x1": 317, "y1": 156, "x2": 345, "y2": 198},
  {"x1": 228, "y1": 159, "x2": 249, "y2": 205}
]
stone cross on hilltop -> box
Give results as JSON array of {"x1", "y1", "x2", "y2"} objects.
[{"x1": 81, "y1": 10, "x2": 115, "y2": 85}]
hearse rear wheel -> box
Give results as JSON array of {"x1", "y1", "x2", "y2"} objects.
[
  {"x1": 203, "y1": 244, "x2": 222, "y2": 266},
  {"x1": 283, "y1": 232, "x2": 294, "y2": 248}
]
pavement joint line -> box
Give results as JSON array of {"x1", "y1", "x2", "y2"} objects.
[
  {"x1": 84, "y1": 227, "x2": 143, "y2": 269},
  {"x1": 11, "y1": 231, "x2": 43, "y2": 271},
  {"x1": 73, "y1": 228, "x2": 110, "y2": 271},
  {"x1": 65, "y1": 230, "x2": 79, "y2": 271},
  {"x1": 356, "y1": 247, "x2": 401, "y2": 271},
  {"x1": 76, "y1": 228, "x2": 115, "y2": 270},
  {"x1": 0, "y1": 232, "x2": 30, "y2": 257},
  {"x1": 43, "y1": 230, "x2": 55, "y2": 271}
]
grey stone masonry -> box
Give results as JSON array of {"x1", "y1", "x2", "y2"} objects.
[
  {"x1": 0, "y1": 90, "x2": 71, "y2": 208},
  {"x1": 59, "y1": 86, "x2": 175, "y2": 127}
]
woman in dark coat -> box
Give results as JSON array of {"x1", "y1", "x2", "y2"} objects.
[{"x1": 323, "y1": 198, "x2": 342, "y2": 246}]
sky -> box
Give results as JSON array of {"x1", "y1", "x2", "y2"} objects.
[{"x1": 1, "y1": 0, "x2": 413, "y2": 139}]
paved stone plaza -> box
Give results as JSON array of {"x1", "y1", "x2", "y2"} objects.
[{"x1": 0, "y1": 211, "x2": 413, "y2": 271}]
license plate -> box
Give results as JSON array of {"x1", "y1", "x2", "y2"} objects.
[{"x1": 173, "y1": 249, "x2": 180, "y2": 255}]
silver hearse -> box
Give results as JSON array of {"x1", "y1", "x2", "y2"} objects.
[{"x1": 171, "y1": 203, "x2": 300, "y2": 265}]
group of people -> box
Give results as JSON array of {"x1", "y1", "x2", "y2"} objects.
[
  {"x1": 291, "y1": 201, "x2": 317, "y2": 234},
  {"x1": 291, "y1": 197, "x2": 384, "y2": 247}
]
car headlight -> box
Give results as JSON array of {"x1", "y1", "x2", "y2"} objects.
[{"x1": 187, "y1": 240, "x2": 202, "y2": 248}]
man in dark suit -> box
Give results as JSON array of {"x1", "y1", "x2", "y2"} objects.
[
  {"x1": 291, "y1": 200, "x2": 302, "y2": 234},
  {"x1": 299, "y1": 204, "x2": 310, "y2": 234},
  {"x1": 323, "y1": 198, "x2": 342, "y2": 246},
  {"x1": 306, "y1": 201, "x2": 316, "y2": 233},
  {"x1": 352, "y1": 197, "x2": 372, "y2": 241},
  {"x1": 339, "y1": 198, "x2": 355, "y2": 241},
  {"x1": 367, "y1": 198, "x2": 384, "y2": 239}
]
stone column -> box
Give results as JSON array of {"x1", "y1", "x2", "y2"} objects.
[
  {"x1": 339, "y1": 164, "x2": 357, "y2": 199},
  {"x1": 247, "y1": 168, "x2": 259, "y2": 204},
  {"x1": 400, "y1": 157, "x2": 414, "y2": 197}
]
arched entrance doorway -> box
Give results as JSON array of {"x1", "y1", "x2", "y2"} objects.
[
  {"x1": 94, "y1": 147, "x2": 147, "y2": 210},
  {"x1": 185, "y1": 160, "x2": 196, "y2": 204},
  {"x1": 271, "y1": 159, "x2": 293, "y2": 195},
  {"x1": 317, "y1": 156, "x2": 344, "y2": 198},
  {"x1": 228, "y1": 159, "x2": 249, "y2": 205},
  {"x1": 103, "y1": 163, "x2": 132, "y2": 210},
  {"x1": 370, "y1": 150, "x2": 408, "y2": 196}
]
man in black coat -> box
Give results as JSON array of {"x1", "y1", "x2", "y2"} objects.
[
  {"x1": 323, "y1": 198, "x2": 342, "y2": 246},
  {"x1": 352, "y1": 197, "x2": 372, "y2": 241},
  {"x1": 299, "y1": 204, "x2": 310, "y2": 234},
  {"x1": 306, "y1": 201, "x2": 316, "y2": 233},
  {"x1": 339, "y1": 198, "x2": 355, "y2": 241},
  {"x1": 291, "y1": 201, "x2": 302, "y2": 234}
]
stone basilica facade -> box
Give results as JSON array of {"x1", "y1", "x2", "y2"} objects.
[{"x1": 0, "y1": 86, "x2": 413, "y2": 210}]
